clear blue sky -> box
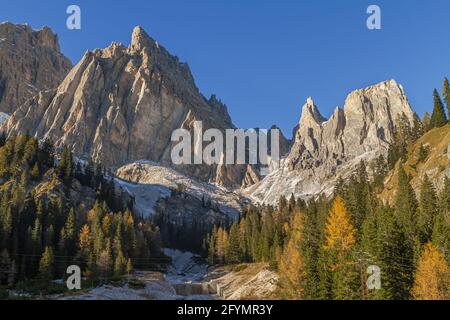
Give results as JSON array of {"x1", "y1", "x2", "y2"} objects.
[{"x1": 1, "y1": 0, "x2": 450, "y2": 137}]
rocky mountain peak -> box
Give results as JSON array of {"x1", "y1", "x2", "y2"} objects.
[
  {"x1": 0, "y1": 22, "x2": 72, "y2": 114},
  {"x1": 0, "y1": 22, "x2": 60, "y2": 51},
  {"x1": 247, "y1": 80, "x2": 416, "y2": 205},
  {"x1": 4, "y1": 25, "x2": 247, "y2": 188},
  {"x1": 35, "y1": 26, "x2": 61, "y2": 51},
  {"x1": 299, "y1": 97, "x2": 326, "y2": 127},
  {"x1": 343, "y1": 79, "x2": 413, "y2": 122},
  {"x1": 130, "y1": 25, "x2": 155, "y2": 51}
]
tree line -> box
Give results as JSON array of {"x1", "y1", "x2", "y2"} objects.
[
  {"x1": 204, "y1": 80, "x2": 450, "y2": 300},
  {"x1": 0, "y1": 132, "x2": 163, "y2": 290}
]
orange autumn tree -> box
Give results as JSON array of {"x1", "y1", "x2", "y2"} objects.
[
  {"x1": 323, "y1": 196, "x2": 359, "y2": 299},
  {"x1": 324, "y1": 196, "x2": 356, "y2": 252},
  {"x1": 278, "y1": 211, "x2": 307, "y2": 298},
  {"x1": 412, "y1": 242, "x2": 449, "y2": 300}
]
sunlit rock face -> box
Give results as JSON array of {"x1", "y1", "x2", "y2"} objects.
[
  {"x1": 246, "y1": 80, "x2": 416, "y2": 205},
  {"x1": 0, "y1": 22, "x2": 71, "y2": 114},
  {"x1": 5, "y1": 26, "x2": 252, "y2": 188}
]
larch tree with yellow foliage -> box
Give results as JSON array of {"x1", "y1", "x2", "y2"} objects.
[
  {"x1": 412, "y1": 242, "x2": 449, "y2": 300},
  {"x1": 78, "y1": 224, "x2": 93, "y2": 277},
  {"x1": 278, "y1": 212, "x2": 307, "y2": 299},
  {"x1": 322, "y1": 196, "x2": 359, "y2": 300}
]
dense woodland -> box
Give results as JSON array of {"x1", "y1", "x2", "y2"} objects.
[
  {"x1": 204, "y1": 79, "x2": 450, "y2": 300},
  {"x1": 0, "y1": 132, "x2": 162, "y2": 291}
]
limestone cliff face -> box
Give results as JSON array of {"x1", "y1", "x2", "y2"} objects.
[
  {"x1": 5, "y1": 26, "x2": 248, "y2": 187},
  {"x1": 246, "y1": 80, "x2": 416, "y2": 204},
  {"x1": 0, "y1": 23, "x2": 71, "y2": 114}
]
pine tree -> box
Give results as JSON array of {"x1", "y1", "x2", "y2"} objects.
[
  {"x1": 38, "y1": 138, "x2": 54, "y2": 169},
  {"x1": 31, "y1": 218, "x2": 42, "y2": 256},
  {"x1": 395, "y1": 166, "x2": 418, "y2": 243},
  {"x1": 373, "y1": 155, "x2": 387, "y2": 190},
  {"x1": 97, "y1": 249, "x2": 112, "y2": 280},
  {"x1": 443, "y1": 77, "x2": 450, "y2": 118},
  {"x1": 57, "y1": 145, "x2": 73, "y2": 185},
  {"x1": 226, "y1": 223, "x2": 242, "y2": 264},
  {"x1": 359, "y1": 208, "x2": 381, "y2": 300},
  {"x1": 65, "y1": 208, "x2": 76, "y2": 254},
  {"x1": 377, "y1": 206, "x2": 414, "y2": 300},
  {"x1": 206, "y1": 226, "x2": 218, "y2": 265},
  {"x1": 430, "y1": 89, "x2": 447, "y2": 128},
  {"x1": 23, "y1": 137, "x2": 38, "y2": 167},
  {"x1": 432, "y1": 211, "x2": 449, "y2": 263},
  {"x1": 0, "y1": 132, "x2": 6, "y2": 148},
  {"x1": 412, "y1": 242, "x2": 449, "y2": 300},
  {"x1": 439, "y1": 176, "x2": 450, "y2": 212},
  {"x1": 417, "y1": 175, "x2": 438, "y2": 242},
  {"x1": 114, "y1": 250, "x2": 126, "y2": 277},
  {"x1": 417, "y1": 145, "x2": 428, "y2": 162},
  {"x1": 126, "y1": 258, "x2": 133, "y2": 275},
  {"x1": 38, "y1": 247, "x2": 54, "y2": 282},
  {"x1": 78, "y1": 224, "x2": 92, "y2": 275},
  {"x1": 411, "y1": 113, "x2": 424, "y2": 142},
  {"x1": 423, "y1": 112, "x2": 431, "y2": 132}
]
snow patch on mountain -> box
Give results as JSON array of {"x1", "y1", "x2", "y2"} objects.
[{"x1": 115, "y1": 161, "x2": 244, "y2": 218}]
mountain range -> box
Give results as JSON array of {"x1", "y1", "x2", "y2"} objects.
[{"x1": 0, "y1": 23, "x2": 444, "y2": 217}]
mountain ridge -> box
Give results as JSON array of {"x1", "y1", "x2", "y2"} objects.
[
  {"x1": 0, "y1": 22, "x2": 72, "y2": 114},
  {"x1": 0, "y1": 23, "x2": 431, "y2": 205}
]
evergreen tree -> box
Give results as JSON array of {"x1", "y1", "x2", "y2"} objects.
[
  {"x1": 31, "y1": 218, "x2": 42, "y2": 256},
  {"x1": 38, "y1": 138, "x2": 54, "y2": 169},
  {"x1": 443, "y1": 77, "x2": 450, "y2": 118},
  {"x1": 373, "y1": 155, "x2": 387, "y2": 190},
  {"x1": 395, "y1": 166, "x2": 418, "y2": 243},
  {"x1": 418, "y1": 145, "x2": 428, "y2": 162},
  {"x1": 23, "y1": 137, "x2": 38, "y2": 167},
  {"x1": 423, "y1": 112, "x2": 431, "y2": 132},
  {"x1": 0, "y1": 132, "x2": 6, "y2": 148},
  {"x1": 417, "y1": 175, "x2": 438, "y2": 242},
  {"x1": 57, "y1": 145, "x2": 73, "y2": 185},
  {"x1": 430, "y1": 89, "x2": 447, "y2": 128},
  {"x1": 60, "y1": 208, "x2": 76, "y2": 257},
  {"x1": 226, "y1": 223, "x2": 242, "y2": 264},
  {"x1": 206, "y1": 226, "x2": 218, "y2": 265},
  {"x1": 377, "y1": 206, "x2": 414, "y2": 300},
  {"x1": 439, "y1": 176, "x2": 450, "y2": 212},
  {"x1": 411, "y1": 113, "x2": 424, "y2": 142},
  {"x1": 432, "y1": 211, "x2": 449, "y2": 263},
  {"x1": 359, "y1": 208, "x2": 381, "y2": 300}
]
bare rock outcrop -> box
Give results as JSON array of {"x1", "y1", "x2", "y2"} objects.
[
  {"x1": 246, "y1": 80, "x2": 416, "y2": 205},
  {"x1": 0, "y1": 22, "x2": 71, "y2": 114},
  {"x1": 5, "y1": 26, "x2": 248, "y2": 188}
]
